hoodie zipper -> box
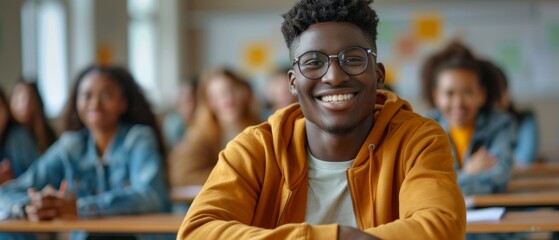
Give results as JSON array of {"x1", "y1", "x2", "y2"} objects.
[
  {"x1": 346, "y1": 168, "x2": 362, "y2": 229},
  {"x1": 276, "y1": 188, "x2": 292, "y2": 226}
]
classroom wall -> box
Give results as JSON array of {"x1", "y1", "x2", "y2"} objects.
[
  {"x1": 94, "y1": 0, "x2": 128, "y2": 67},
  {"x1": 0, "y1": 0, "x2": 24, "y2": 90}
]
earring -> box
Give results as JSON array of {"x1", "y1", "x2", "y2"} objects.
[{"x1": 290, "y1": 87, "x2": 297, "y2": 96}]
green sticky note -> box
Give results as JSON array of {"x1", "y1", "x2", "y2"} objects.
[
  {"x1": 547, "y1": 21, "x2": 559, "y2": 52},
  {"x1": 377, "y1": 21, "x2": 398, "y2": 49},
  {"x1": 497, "y1": 42, "x2": 522, "y2": 74}
]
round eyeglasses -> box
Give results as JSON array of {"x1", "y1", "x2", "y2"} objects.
[{"x1": 292, "y1": 47, "x2": 376, "y2": 80}]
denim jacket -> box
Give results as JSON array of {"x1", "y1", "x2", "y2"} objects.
[
  {"x1": 0, "y1": 124, "x2": 40, "y2": 178},
  {"x1": 0, "y1": 123, "x2": 170, "y2": 218},
  {"x1": 429, "y1": 110, "x2": 516, "y2": 195},
  {"x1": 513, "y1": 111, "x2": 539, "y2": 165}
]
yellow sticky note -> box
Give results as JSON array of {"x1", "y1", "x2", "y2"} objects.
[
  {"x1": 413, "y1": 12, "x2": 443, "y2": 42},
  {"x1": 243, "y1": 42, "x2": 270, "y2": 71}
]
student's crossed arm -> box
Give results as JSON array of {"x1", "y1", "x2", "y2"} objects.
[
  {"x1": 463, "y1": 147, "x2": 497, "y2": 174},
  {"x1": 24, "y1": 181, "x2": 77, "y2": 221}
]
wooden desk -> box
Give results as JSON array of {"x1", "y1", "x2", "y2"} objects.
[
  {"x1": 170, "y1": 185, "x2": 202, "y2": 203},
  {"x1": 507, "y1": 176, "x2": 559, "y2": 192},
  {"x1": 513, "y1": 163, "x2": 559, "y2": 178},
  {"x1": 465, "y1": 191, "x2": 559, "y2": 208},
  {"x1": 0, "y1": 214, "x2": 184, "y2": 233},
  {"x1": 2, "y1": 211, "x2": 557, "y2": 235},
  {"x1": 467, "y1": 210, "x2": 559, "y2": 233}
]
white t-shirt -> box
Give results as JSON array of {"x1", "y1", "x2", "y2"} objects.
[{"x1": 305, "y1": 151, "x2": 357, "y2": 228}]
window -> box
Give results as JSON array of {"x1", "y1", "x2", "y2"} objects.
[
  {"x1": 128, "y1": 0, "x2": 159, "y2": 105},
  {"x1": 21, "y1": 0, "x2": 68, "y2": 118}
]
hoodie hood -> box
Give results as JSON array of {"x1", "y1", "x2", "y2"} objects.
[{"x1": 267, "y1": 89, "x2": 413, "y2": 187}]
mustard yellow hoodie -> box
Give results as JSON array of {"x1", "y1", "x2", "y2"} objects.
[{"x1": 178, "y1": 90, "x2": 466, "y2": 239}]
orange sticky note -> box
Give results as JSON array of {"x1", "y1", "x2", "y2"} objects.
[
  {"x1": 97, "y1": 43, "x2": 113, "y2": 66},
  {"x1": 244, "y1": 42, "x2": 269, "y2": 69},
  {"x1": 413, "y1": 13, "x2": 443, "y2": 42}
]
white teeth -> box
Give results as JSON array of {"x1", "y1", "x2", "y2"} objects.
[{"x1": 320, "y1": 93, "x2": 354, "y2": 103}]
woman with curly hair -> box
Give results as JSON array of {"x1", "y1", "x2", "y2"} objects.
[
  {"x1": 0, "y1": 65, "x2": 169, "y2": 240},
  {"x1": 422, "y1": 41, "x2": 516, "y2": 196}
]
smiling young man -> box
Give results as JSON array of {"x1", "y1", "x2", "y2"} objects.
[{"x1": 178, "y1": 0, "x2": 466, "y2": 239}]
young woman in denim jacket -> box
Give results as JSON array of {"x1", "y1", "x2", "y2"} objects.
[
  {"x1": 421, "y1": 41, "x2": 516, "y2": 196},
  {"x1": 0, "y1": 65, "x2": 170, "y2": 239}
]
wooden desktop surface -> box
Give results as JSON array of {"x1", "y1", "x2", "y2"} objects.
[
  {"x1": 467, "y1": 210, "x2": 559, "y2": 233},
  {"x1": 465, "y1": 191, "x2": 559, "y2": 208},
  {"x1": 507, "y1": 176, "x2": 559, "y2": 192},
  {"x1": 0, "y1": 214, "x2": 184, "y2": 233},
  {"x1": 2, "y1": 212, "x2": 559, "y2": 234},
  {"x1": 513, "y1": 162, "x2": 559, "y2": 178}
]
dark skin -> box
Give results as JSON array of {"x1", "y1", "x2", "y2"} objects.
[
  {"x1": 24, "y1": 73, "x2": 127, "y2": 221},
  {"x1": 289, "y1": 22, "x2": 384, "y2": 162},
  {"x1": 77, "y1": 73, "x2": 127, "y2": 156},
  {"x1": 288, "y1": 22, "x2": 384, "y2": 240},
  {"x1": 25, "y1": 182, "x2": 77, "y2": 222}
]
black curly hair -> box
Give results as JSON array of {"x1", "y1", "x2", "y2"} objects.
[{"x1": 281, "y1": 0, "x2": 379, "y2": 57}]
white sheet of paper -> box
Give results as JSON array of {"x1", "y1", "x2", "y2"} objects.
[
  {"x1": 466, "y1": 207, "x2": 506, "y2": 222},
  {"x1": 0, "y1": 210, "x2": 8, "y2": 221}
]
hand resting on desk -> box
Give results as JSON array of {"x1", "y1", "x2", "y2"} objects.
[
  {"x1": 24, "y1": 181, "x2": 77, "y2": 222},
  {"x1": 463, "y1": 147, "x2": 497, "y2": 174}
]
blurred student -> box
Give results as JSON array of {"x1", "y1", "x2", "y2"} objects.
[
  {"x1": 1, "y1": 85, "x2": 51, "y2": 185},
  {"x1": 422, "y1": 41, "x2": 516, "y2": 195},
  {"x1": 263, "y1": 67, "x2": 298, "y2": 118},
  {"x1": 0, "y1": 65, "x2": 170, "y2": 240},
  {"x1": 163, "y1": 79, "x2": 197, "y2": 149},
  {"x1": 1, "y1": 90, "x2": 21, "y2": 184},
  {"x1": 168, "y1": 68, "x2": 260, "y2": 188},
  {"x1": 10, "y1": 81, "x2": 57, "y2": 153},
  {"x1": 482, "y1": 60, "x2": 539, "y2": 165}
]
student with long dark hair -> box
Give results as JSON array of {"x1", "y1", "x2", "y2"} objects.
[
  {"x1": 422, "y1": 41, "x2": 516, "y2": 195},
  {"x1": 0, "y1": 65, "x2": 169, "y2": 239},
  {"x1": 10, "y1": 81, "x2": 56, "y2": 153},
  {"x1": 0, "y1": 81, "x2": 57, "y2": 183},
  {"x1": 0, "y1": 87, "x2": 46, "y2": 185}
]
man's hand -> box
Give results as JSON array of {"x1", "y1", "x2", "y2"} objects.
[
  {"x1": 338, "y1": 226, "x2": 380, "y2": 240},
  {"x1": 463, "y1": 147, "x2": 497, "y2": 174},
  {"x1": 0, "y1": 159, "x2": 14, "y2": 184},
  {"x1": 24, "y1": 182, "x2": 77, "y2": 222}
]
